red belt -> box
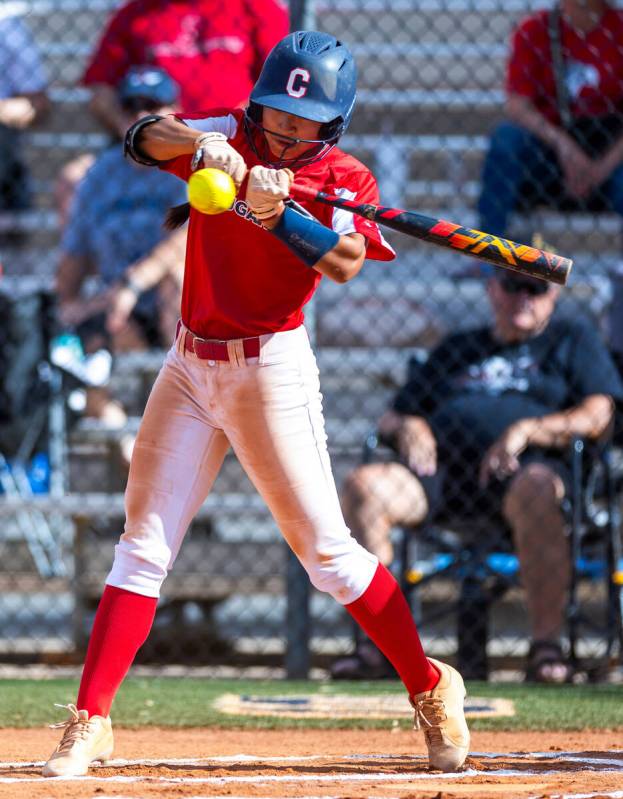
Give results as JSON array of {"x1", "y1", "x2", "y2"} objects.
[{"x1": 182, "y1": 329, "x2": 261, "y2": 361}]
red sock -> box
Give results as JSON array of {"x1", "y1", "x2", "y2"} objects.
[
  {"x1": 77, "y1": 585, "x2": 157, "y2": 717},
  {"x1": 345, "y1": 563, "x2": 439, "y2": 696}
]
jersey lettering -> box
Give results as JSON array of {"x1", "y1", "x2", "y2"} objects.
[
  {"x1": 232, "y1": 198, "x2": 263, "y2": 227},
  {"x1": 286, "y1": 68, "x2": 310, "y2": 98}
]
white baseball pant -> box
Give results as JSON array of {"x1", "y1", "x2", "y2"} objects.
[{"x1": 106, "y1": 323, "x2": 378, "y2": 603}]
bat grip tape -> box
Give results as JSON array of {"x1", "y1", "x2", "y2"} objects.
[{"x1": 269, "y1": 206, "x2": 339, "y2": 267}]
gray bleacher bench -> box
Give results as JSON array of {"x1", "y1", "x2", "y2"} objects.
[{"x1": 0, "y1": 491, "x2": 311, "y2": 673}]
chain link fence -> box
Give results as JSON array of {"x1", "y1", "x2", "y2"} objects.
[{"x1": 0, "y1": 0, "x2": 621, "y2": 681}]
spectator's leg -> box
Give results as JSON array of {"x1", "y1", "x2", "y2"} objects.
[
  {"x1": 477, "y1": 122, "x2": 552, "y2": 236},
  {"x1": 111, "y1": 319, "x2": 150, "y2": 353},
  {"x1": 341, "y1": 462, "x2": 428, "y2": 565},
  {"x1": 503, "y1": 463, "x2": 571, "y2": 678},
  {"x1": 77, "y1": 324, "x2": 128, "y2": 429},
  {"x1": 80, "y1": 318, "x2": 148, "y2": 431}
]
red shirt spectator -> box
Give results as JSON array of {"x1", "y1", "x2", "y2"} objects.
[
  {"x1": 83, "y1": 0, "x2": 289, "y2": 136},
  {"x1": 507, "y1": 6, "x2": 623, "y2": 125}
]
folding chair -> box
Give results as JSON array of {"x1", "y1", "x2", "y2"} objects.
[
  {"x1": 566, "y1": 438, "x2": 623, "y2": 675},
  {"x1": 0, "y1": 287, "x2": 70, "y2": 578},
  {"x1": 363, "y1": 429, "x2": 623, "y2": 681}
]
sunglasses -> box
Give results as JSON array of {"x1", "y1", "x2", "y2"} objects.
[
  {"x1": 120, "y1": 97, "x2": 162, "y2": 113},
  {"x1": 498, "y1": 275, "x2": 551, "y2": 296}
]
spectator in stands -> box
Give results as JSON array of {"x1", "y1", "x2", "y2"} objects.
[
  {"x1": 0, "y1": 11, "x2": 49, "y2": 234},
  {"x1": 54, "y1": 154, "x2": 96, "y2": 230},
  {"x1": 81, "y1": 0, "x2": 289, "y2": 138},
  {"x1": 332, "y1": 269, "x2": 623, "y2": 683},
  {"x1": 56, "y1": 65, "x2": 187, "y2": 433},
  {"x1": 477, "y1": 0, "x2": 623, "y2": 236}
]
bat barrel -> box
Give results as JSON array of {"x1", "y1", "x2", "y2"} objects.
[
  {"x1": 421, "y1": 217, "x2": 572, "y2": 285},
  {"x1": 474, "y1": 250, "x2": 572, "y2": 285},
  {"x1": 289, "y1": 184, "x2": 572, "y2": 286}
]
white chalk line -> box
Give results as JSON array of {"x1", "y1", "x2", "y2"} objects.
[
  {"x1": 3, "y1": 749, "x2": 622, "y2": 770},
  {"x1": 2, "y1": 750, "x2": 622, "y2": 788},
  {"x1": 526, "y1": 792, "x2": 623, "y2": 799},
  {"x1": 5, "y1": 766, "x2": 623, "y2": 786},
  {"x1": 0, "y1": 769, "x2": 482, "y2": 784},
  {"x1": 0, "y1": 754, "x2": 402, "y2": 768},
  {"x1": 472, "y1": 749, "x2": 623, "y2": 759},
  {"x1": 93, "y1": 796, "x2": 623, "y2": 799}
]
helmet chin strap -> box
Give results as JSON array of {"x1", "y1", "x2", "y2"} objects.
[{"x1": 268, "y1": 135, "x2": 299, "y2": 169}]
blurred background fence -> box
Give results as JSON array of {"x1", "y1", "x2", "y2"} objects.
[{"x1": 0, "y1": 0, "x2": 622, "y2": 680}]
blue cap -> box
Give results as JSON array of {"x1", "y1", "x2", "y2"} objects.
[{"x1": 118, "y1": 65, "x2": 179, "y2": 106}]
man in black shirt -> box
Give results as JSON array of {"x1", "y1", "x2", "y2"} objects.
[{"x1": 334, "y1": 271, "x2": 623, "y2": 682}]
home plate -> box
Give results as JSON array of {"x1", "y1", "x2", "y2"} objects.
[{"x1": 214, "y1": 693, "x2": 514, "y2": 719}]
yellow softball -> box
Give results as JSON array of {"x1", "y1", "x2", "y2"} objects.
[{"x1": 187, "y1": 168, "x2": 237, "y2": 215}]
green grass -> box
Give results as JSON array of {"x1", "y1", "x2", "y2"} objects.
[{"x1": 1, "y1": 677, "x2": 621, "y2": 730}]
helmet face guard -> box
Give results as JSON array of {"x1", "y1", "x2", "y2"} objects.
[
  {"x1": 245, "y1": 31, "x2": 357, "y2": 168},
  {"x1": 243, "y1": 104, "x2": 341, "y2": 168}
]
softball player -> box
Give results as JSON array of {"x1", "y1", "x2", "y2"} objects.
[{"x1": 44, "y1": 31, "x2": 469, "y2": 777}]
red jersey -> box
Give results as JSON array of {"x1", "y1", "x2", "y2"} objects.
[
  {"x1": 82, "y1": 0, "x2": 289, "y2": 112},
  {"x1": 507, "y1": 7, "x2": 623, "y2": 125},
  {"x1": 160, "y1": 109, "x2": 395, "y2": 340}
]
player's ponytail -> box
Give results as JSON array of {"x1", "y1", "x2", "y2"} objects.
[{"x1": 164, "y1": 202, "x2": 190, "y2": 230}]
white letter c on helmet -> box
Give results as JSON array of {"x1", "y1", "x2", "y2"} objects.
[{"x1": 286, "y1": 68, "x2": 310, "y2": 98}]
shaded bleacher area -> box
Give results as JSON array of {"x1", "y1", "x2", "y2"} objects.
[{"x1": 1, "y1": 0, "x2": 620, "y2": 667}]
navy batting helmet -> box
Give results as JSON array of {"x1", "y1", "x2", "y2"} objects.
[{"x1": 245, "y1": 31, "x2": 357, "y2": 166}]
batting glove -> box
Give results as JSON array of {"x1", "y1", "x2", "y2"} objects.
[
  {"x1": 192, "y1": 132, "x2": 247, "y2": 186},
  {"x1": 246, "y1": 166, "x2": 294, "y2": 221}
]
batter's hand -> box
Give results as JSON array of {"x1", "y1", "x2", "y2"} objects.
[
  {"x1": 245, "y1": 166, "x2": 293, "y2": 222},
  {"x1": 479, "y1": 420, "x2": 532, "y2": 487},
  {"x1": 193, "y1": 132, "x2": 247, "y2": 187}
]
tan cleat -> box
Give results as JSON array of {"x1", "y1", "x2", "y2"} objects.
[
  {"x1": 43, "y1": 703, "x2": 114, "y2": 777},
  {"x1": 410, "y1": 658, "x2": 470, "y2": 771}
]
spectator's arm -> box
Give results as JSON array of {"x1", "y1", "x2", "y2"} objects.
[
  {"x1": 249, "y1": 0, "x2": 290, "y2": 80},
  {"x1": 588, "y1": 134, "x2": 623, "y2": 194},
  {"x1": 0, "y1": 90, "x2": 49, "y2": 128},
  {"x1": 378, "y1": 410, "x2": 437, "y2": 476},
  {"x1": 516, "y1": 394, "x2": 615, "y2": 449},
  {"x1": 506, "y1": 93, "x2": 568, "y2": 151},
  {"x1": 378, "y1": 409, "x2": 407, "y2": 441},
  {"x1": 88, "y1": 84, "x2": 127, "y2": 138},
  {"x1": 121, "y1": 227, "x2": 186, "y2": 293},
  {"x1": 82, "y1": 3, "x2": 133, "y2": 135},
  {"x1": 480, "y1": 394, "x2": 615, "y2": 487},
  {"x1": 106, "y1": 228, "x2": 186, "y2": 335},
  {"x1": 507, "y1": 92, "x2": 596, "y2": 198},
  {"x1": 56, "y1": 251, "x2": 91, "y2": 304},
  {"x1": 604, "y1": 135, "x2": 623, "y2": 172},
  {"x1": 56, "y1": 251, "x2": 110, "y2": 328}
]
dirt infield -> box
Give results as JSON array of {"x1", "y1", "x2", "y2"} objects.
[{"x1": 2, "y1": 728, "x2": 623, "y2": 799}]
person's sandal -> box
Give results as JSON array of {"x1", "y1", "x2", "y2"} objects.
[
  {"x1": 330, "y1": 641, "x2": 395, "y2": 680},
  {"x1": 525, "y1": 640, "x2": 573, "y2": 684}
]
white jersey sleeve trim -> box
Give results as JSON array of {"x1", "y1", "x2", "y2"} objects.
[
  {"x1": 181, "y1": 114, "x2": 238, "y2": 138},
  {"x1": 331, "y1": 186, "x2": 395, "y2": 254},
  {"x1": 331, "y1": 187, "x2": 358, "y2": 236}
]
